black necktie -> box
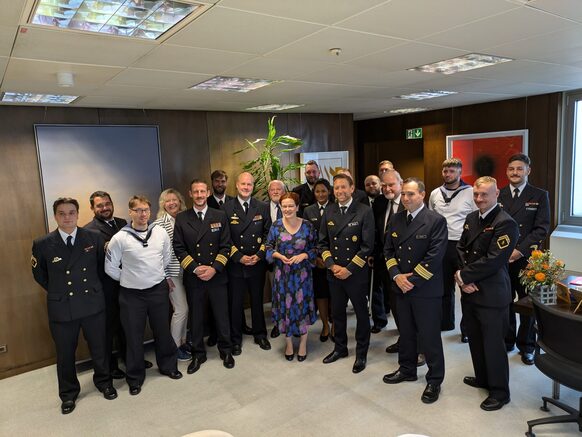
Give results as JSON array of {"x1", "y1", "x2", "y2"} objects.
[
  {"x1": 319, "y1": 205, "x2": 325, "y2": 217},
  {"x1": 340, "y1": 206, "x2": 347, "y2": 215},
  {"x1": 66, "y1": 235, "x2": 73, "y2": 250},
  {"x1": 107, "y1": 220, "x2": 117, "y2": 230},
  {"x1": 243, "y1": 201, "x2": 249, "y2": 215},
  {"x1": 406, "y1": 214, "x2": 413, "y2": 226},
  {"x1": 197, "y1": 211, "x2": 203, "y2": 221},
  {"x1": 513, "y1": 188, "x2": 519, "y2": 198},
  {"x1": 218, "y1": 200, "x2": 223, "y2": 206},
  {"x1": 276, "y1": 204, "x2": 282, "y2": 219},
  {"x1": 479, "y1": 216, "x2": 485, "y2": 226}
]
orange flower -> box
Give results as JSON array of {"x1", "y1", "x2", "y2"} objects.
[
  {"x1": 527, "y1": 270, "x2": 535, "y2": 277},
  {"x1": 541, "y1": 263, "x2": 550, "y2": 270},
  {"x1": 534, "y1": 272, "x2": 546, "y2": 282},
  {"x1": 556, "y1": 260, "x2": 564, "y2": 268},
  {"x1": 531, "y1": 250, "x2": 543, "y2": 259}
]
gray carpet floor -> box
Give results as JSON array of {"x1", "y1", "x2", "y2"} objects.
[{"x1": 1, "y1": 299, "x2": 580, "y2": 437}]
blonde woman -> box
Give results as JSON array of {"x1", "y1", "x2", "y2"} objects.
[{"x1": 153, "y1": 188, "x2": 190, "y2": 361}]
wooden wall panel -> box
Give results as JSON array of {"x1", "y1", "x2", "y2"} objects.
[{"x1": 0, "y1": 106, "x2": 351, "y2": 379}]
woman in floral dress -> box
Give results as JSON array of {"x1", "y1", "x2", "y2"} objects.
[{"x1": 266, "y1": 192, "x2": 318, "y2": 361}]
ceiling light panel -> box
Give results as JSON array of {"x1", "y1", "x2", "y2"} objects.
[
  {"x1": 394, "y1": 90, "x2": 458, "y2": 100},
  {"x1": 1, "y1": 92, "x2": 78, "y2": 104},
  {"x1": 190, "y1": 76, "x2": 278, "y2": 93},
  {"x1": 246, "y1": 104, "x2": 304, "y2": 111},
  {"x1": 388, "y1": 108, "x2": 428, "y2": 114},
  {"x1": 409, "y1": 53, "x2": 514, "y2": 75},
  {"x1": 31, "y1": 0, "x2": 202, "y2": 40}
]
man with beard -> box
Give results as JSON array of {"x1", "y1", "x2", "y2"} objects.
[
  {"x1": 500, "y1": 154, "x2": 550, "y2": 365},
  {"x1": 207, "y1": 170, "x2": 234, "y2": 209},
  {"x1": 364, "y1": 174, "x2": 382, "y2": 207},
  {"x1": 456, "y1": 177, "x2": 518, "y2": 411},
  {"x1": 428, "y1": 159, "x2": 476, "y2": 340},
  {"x1": 293, "y1": 160, "x2": 320, "y2": 216}
]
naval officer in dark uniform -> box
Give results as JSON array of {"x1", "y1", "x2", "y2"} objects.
[
  {"x1": 173, "y1": 179, "x2": 234, "y2": 374},
  {"x1": 293, "y1": 159, "x2": 320, "y2": 217},
  {"x1": 456, "y1": 176, "x2": 518, "y2": 411},
  {"x1": 32, "y1": 197, "x2": 116, "y2": 414},
  {"x1": 223, "y1": 172, "x2": 272, "y2": 354},
  {"x1": 499, "y1": 154, "x2": 550, "y2": 364},
  {"x1": 207, "y1": 169, "x2": 234, "y2": 209},
  {"x1": 319, "y1": 173, "x2": 375, "y2": 373},
  {"x1": 382, "y1": 178, "x2": 448, "y2": 404},
  {"x1": 84, "y1": 190, "x2": 130, "y2": 378}
]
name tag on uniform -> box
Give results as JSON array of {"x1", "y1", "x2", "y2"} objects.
[
  {"x1": 52, "y1": 256, "x2": 62, "y2": 263},
  {"x1": 253, "y1": 214, "x2": 263, "y2": 221},
  {"x1": 348, "y1": 221, "x2": 359, "y2": 227},
  {"x1": 84, "y1": 245, "x2": 94, "y2": 252},
  {"x1": 416, "y1": 234, "x2": 427, "y2": 239},
  {"x1": 210, "y1": 222, "x2": 221, "y2": 232}
]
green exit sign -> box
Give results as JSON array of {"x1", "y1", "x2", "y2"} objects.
[{"x1": 406, "y1": 128, "x2": 423, "y2": 139}]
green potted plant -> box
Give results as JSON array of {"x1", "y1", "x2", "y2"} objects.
[{"x1": 234, "y1": 116, "x2": 304, "y2": 200}]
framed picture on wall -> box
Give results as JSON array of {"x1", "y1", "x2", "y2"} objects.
[
  {"x1": 446, "y1": 129, "x2": 528, "y2": 187},
  {"x1": 299, "y1": 151, "x2": 349, "y2": 183}
]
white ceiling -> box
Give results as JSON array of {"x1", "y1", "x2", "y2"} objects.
[{"x1": 1, "y1": 0, "x2": 582, "y2": 120}]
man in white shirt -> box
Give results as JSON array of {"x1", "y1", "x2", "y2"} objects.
[
  {"x1": 428, "y1": 158, "x2": 477, "y2": 341},
  {"x1": 105, "y1": 195, "x2": 182, "y2": 395},
  {"x1": 268, "y1": 179, "x2": 286, "y2": 224}
]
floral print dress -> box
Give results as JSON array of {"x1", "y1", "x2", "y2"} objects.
[{"x1": 266, "y1": 219, "x2": 318, "y2": 336}]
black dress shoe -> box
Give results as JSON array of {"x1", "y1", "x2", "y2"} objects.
[
  {"x1": 382, "y1": 370, "x2": 418, "y2": 384},
  {"x1": 319, "y1": 333, "x2": 329, "y2": 342},
  {"x1": 521, "y1": 352, "x2": 534, "y2": 365},
  {"x1": 255, "y1": 337, "x2": 271, "y2": 350},
  {"x1": 297, "y1": 354, "x2": 307, "y2": 362},
  {"x1": 417, "y1": 354, "x2": 426, "y2": 367},
  {"x1": 421, "y1": 384, "x2": 441, "y2": 404},
  {"x1": 461, "y1": 335, "x2": 469, "y2": 343},
  {"x1": 463, "y1": 376, "x2": 487, "y2": 389},
  {"x1": 270, "y1": 325, "x2": 280, "y2": 338},
  {"x1": 187, "y1": 356, "x2": 207, "y2": 374},
  {"x1": 242, "y1": 324, "x2": 253, "y2": 335},
  {"x1": 352, "y1": 357, "x2": 367, "y2": 373},
  {"x1": 505, "y1": 344, "x2": 515, "y2": 352},
  {"x1": 385, "y1": 342, "x2": 399, "y2": 354},
  {"x1": 232, "y1": 344, "x2": 242, "y2": 356},
  {"x1": 322, "y1": 350, "x2": 348, "y2": 364},
  {"x1": 129, "y1": 386, "x2": 141, "y2": 396},
  {"x1": 162, "y1": 370, "x2": 183, "y2": 380},
  {"x1": 285, "y1": 353, "x2": 294, "y2": 361},
  {"x1": 370, "y1": 325, "x2": 383, "y2": 334},
  {"x1": 207, "y1": 336, "x2": 217, "y2": 347},
  {"x1": 110, "y1": 368, "x2": 126, "y2": 380},
  {"x1": 61, "y1": 400, "x2": 75, "y2": 414},
  {"x1": 101, "y1": 385, "x2": 118, "y2": 400},
  {"x1": 220, "y1": 352, "x2": 235, "y2": 369},
  {"x1": 144, "y1": 360, "x2": 153, "y2": 369},
  {"x1": 480, "y1": 396, "x2": 510, "y2": 411}
]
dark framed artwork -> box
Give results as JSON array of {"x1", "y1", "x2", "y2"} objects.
[{"x1": 446, "y1": 129, "x2": 528, "y2": 186}]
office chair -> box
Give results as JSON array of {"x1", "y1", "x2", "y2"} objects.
[{"x1": 526, "y1": 297, "x2": 582, "y2": 436}]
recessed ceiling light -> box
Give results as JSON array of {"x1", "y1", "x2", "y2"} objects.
[
  {"x1": 190, "y1": 76, "x2": 278, "y2": 93},
  {"x1": 387, "y1": 108, "x2": 428, "y2": 114},
  {"x1": 246, "y1": 104, "x2": 304, "y2": 111},
  {"x1": 1, "y1": 92, "x2": 79, "y2": 104},
  {"x1": 30, "y1": 0, "x2": 204, "y2": 40},
  {"x1": 394, "y1": 90, "x2": 457, "y2": 101},
  {"x1": 409, "y1": 53, "x2": 513, "y2": 75}
]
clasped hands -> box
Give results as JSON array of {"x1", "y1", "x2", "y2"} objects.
[
  {"x1": 454, "y1": 270, "x2": 479, "y2": 294},
  {"x1": 194, "y1": 265, "x2": 216, "y2": 281},
  {"x1": 330, "y1": 264, "x2": 351, "y2": 280},
  {"x1": 240, "y1": 254, "x2": 260, "y2": 266},
  {"x1": 273, "y1": 252, "x2": 308, "y2": 265}
]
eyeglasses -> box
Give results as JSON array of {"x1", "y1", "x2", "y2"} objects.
[{"x1": 131, "y1": 208, "x2": 150, "y2": 214}]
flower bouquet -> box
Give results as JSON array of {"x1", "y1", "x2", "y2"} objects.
[{"x1": 519, "y1": 249, "x2": 566, "y2": 304}]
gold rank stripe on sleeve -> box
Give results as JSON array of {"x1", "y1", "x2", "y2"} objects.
[
  {"x1": 321, "y1": 250, "x2": 332, "y2": 261},
  {"x1": 414, "y1": 263, "x2": 433, "y2": 280},
  {"x1": 181, "y1": 255, "x2": 194, "y2": 270},
  {"x1": 386, "y1": 258, "x2": 398, "y2": 269},
  {"x1": 352, "y1": 255, "x2": 366, "y2": 268},
  {"x1": 215, "y1": 254, "x2": 228, "y2": 266},
  {"x1": 230, "y1": 246, "x2": 238, "y2": 257}
]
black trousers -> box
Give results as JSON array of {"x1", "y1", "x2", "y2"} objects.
[
  {"x1": 103, "y1": 280, "x2": 126, "y2": 370},
  {"x1": 188, "y1": 281, "x2": 231, "y2": 357},
  {"x1": 462, "y1": 299, "x2": 510, "y2": 400},
  {"x1": 329, "y1": 274, "x2": 370, "y2": 358},
  {"x1": 442, "y1": 240, "x2": 467, "y2": 333},
  {"x1": 505, "y1": 257, "x2": 535, "y2": 353},
  {"x1": 49, "y1": 310, "x2": 110, "y2": 402},
  {"x1": 228, "y1": 273, "x2": 267, "y2": 345},
  {"x1": 396, "y1": 294, "x2": 444, "y2": 384},
  {"x1": 119, "y1": 280, "x2": 177, "y2": 388},
  {"x1": 370, "y1": 266, "x2": 390, "y2": 328}
]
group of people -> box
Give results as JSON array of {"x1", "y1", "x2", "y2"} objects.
[{"x1": 31, "y1": 154, "x2": 550, "y2": 415}]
